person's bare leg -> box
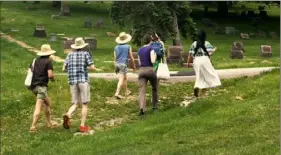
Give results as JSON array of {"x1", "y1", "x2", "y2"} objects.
[
  {"x1": 30, "y1": 99, "x2": 43, "y2": 130},
  {"x1": 115, "y1": 74, "x2": 124, "y2": 97},
  {"x1": 123, "y1": 75, "x2": 130, "y2": 96},
  {"x1": 80, "y1": 104, "x2": 87, "y2": 127},
  {"x1": 44, "y1": 97, "x2": 53, "y2": 126},
  {"x1": 66, "y1": 104, "x2": 78, "y2": 117}
]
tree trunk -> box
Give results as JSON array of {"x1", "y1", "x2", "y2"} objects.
[
  {"x1": 217, "y1": 1, "x2": 228, "y2": 16},
  {"x1": 172, "y1": 11, "x2": 181, "y2": 46}
]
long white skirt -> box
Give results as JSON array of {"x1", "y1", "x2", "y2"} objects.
[{"x1": 193, "y1": 56, "x2": 221, "y2": 89}]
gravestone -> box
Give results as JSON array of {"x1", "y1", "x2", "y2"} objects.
[
  {"x1": 247, "y1": 10, "x2": 255, "y2": 18},
  {"x1": 106, "y1": 32, "x2": 116, "y2": 37},
  {"x1": 232, "y1": 41, "x2": 244, "y2": 52},
  {"x1": 269, "y1": 32, "x2": 278, "y2": 39},
  {"x1": 33, "y1": 24, "x2": 47, "y2": 38},
  {"x1": 84, "y1": 17, "x2": 92, "y2": 28},
  {"x1": 84, "y1": 37, "x2": 97, "y2": 50},
  {"x1": 257, "y1": 30, "x2": 266, "y2": 37},
  {"x1": 128, "y1": 52, "x2": 140, "y2": 69},
  {"x1": 230, "y1": 50, "x2": 244, "y2": 59},
  {"x1": 240, "y1": 33, "x2": 249, "y2": 40},
  {"x1": 63, "y1": 39, "x2": 74, "y2": 54},
  {"x1": 60, "y1": 4, "x2": 70, "y2": 16},
  {"x1": 96, "y1": 19, "x2": 104, "y2": 28},
  {"x1": 49, "y1": 33, "x2": 57, "y2": 42},
  {"x1": 260, "y1": 45, "x2": 272, "y2": 57},
  {"x1": 51, "y1": 14, "x2": 60, "y2": 20},
  {"x1": 167, "y1": 46, "x2": 184, "y2": 64},
  {"x1": 202, "y1": 18, "x2": 213, "y2": 27},
  {"x1": 225, "y1": 27, "x2": 236, "y2": 35}
]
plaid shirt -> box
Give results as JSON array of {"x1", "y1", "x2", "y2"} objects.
[
  {"x1": 189, "y1": 41, "x2": 214, "y2": 57},
  {"x1": 64, "y1": 51, "x2": 94, "y2": 85}
]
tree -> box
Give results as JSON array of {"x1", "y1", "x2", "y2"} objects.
[{"x1": 110, "y1": 2, "x2": 197, "y2": 46}]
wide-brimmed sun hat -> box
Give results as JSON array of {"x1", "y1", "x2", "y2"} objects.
[
  {"x1": 115, "y1": 32, "x2": 132, "y2": 44},
  {"x1": 37, "y1": 44, "x2": 56, "y2": 56},
  {"x1": 71, "y1": 37, "x2": 89, "y2": 49}
]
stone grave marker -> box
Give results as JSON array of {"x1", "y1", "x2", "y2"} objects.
[
  {"x1": 257, "y1": 30, "x2": 266, "y2": 37},
  {"x1": 49, "y1": 33, "x2": 57, "y2": 42},
  {"x1": 202, "y1": 18, "x2": 213, "y2": 27},
  {"x1": 96, "y1": 19, "x2": 104, "y2": 28},
  {"x1": 63, "y1": 39, "x2": 74, "y2": 54},
  {"x1": 60, "y1": 4, "x2": 70, "y2": 16},
  {"x1": 225, "y1": 27, "x2": 236, "y2": 35},
  {"x1": 260, "y1": 45, "x2": 272, "y2": 57},
  {"x1": 33, "y1": 24, "x2": 47, "y2": 38},
  {"x1": 128, "y1": 52, "x2": 140, "y2": 69},
  {"x1": 84, "y1": 37, "x2": 97, "y2": 50},
  {"x1": 269, "y1": 32, "x2": 278, "y2": 39},
  {"x1": 167, "y1": 46, "x2": 184, "y2": 64},
  {"x1": 240, "y1": 33, "x2": 249, "y2": 40},
  {"x1": 232, "y1": 41, "x2": 244, "y2": 52},
  {"x1": 84, "y1": 17, "x2": 92, "y2": 28},
  {"x1": 106, "y1": 32, "x2": 116, "y2": 37},
  {"x1": 51, "y1": 14, "x2": 60, "y2": 20}
]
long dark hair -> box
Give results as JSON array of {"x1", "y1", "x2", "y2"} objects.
[{"x1": 194, "y1": 30, "x2": 209, "y2": 57}]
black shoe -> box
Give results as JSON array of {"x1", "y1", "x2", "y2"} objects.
[
  {"x1": 139, "y1": 109, "x2": 145, "y2": 116},
  {"x1": 194, "y1": 88, "x2": 199, "y2": 97}
]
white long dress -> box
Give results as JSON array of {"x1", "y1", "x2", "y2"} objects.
[{"x1": 189, "y1": 41, "x2": 221, "y2": 89}]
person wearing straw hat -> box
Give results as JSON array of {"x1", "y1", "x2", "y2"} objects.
[
  {"x1": 113, "y1": 32, "x2": 136, "y2": 99},
  {"x1": 29, "y1": 44, "x2": 57, "y2": 132},
  {"x1": 62, "y1": 37, "x2": 101, "y2": 133}
]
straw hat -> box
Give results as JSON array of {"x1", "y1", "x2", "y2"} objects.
[
  {"x1": 71, "y1": 37, "x2": 89, "y2": 49},
  {"x1": 115, "y1": 32, "x2": 132, "y2": 44},
  {"x1": 37, "y1": 44, "x2": 56, "y2": 56}
]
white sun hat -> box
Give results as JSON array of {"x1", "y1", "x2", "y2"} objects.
[
  {"x1": 115, "y1": 32, "x2": 132, "y2": 44},
  {"x1": 37, "y1": 44, "x2": 56, "y2": 56},
  {"x1": 71, "y1": 37, "x2": 89, "y2": 49}
]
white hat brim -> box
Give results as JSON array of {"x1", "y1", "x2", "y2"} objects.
[
  {"x1": 37, "y1": 50, "x2": 56, "y2": 56},
  {"x1": 71, "y1": 43, "x2": 89, "y2": 49},
  {"x1": 115, "y1": 34, "x2": 132, "y2": 44}
]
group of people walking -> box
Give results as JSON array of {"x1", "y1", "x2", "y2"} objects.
[{"x1": 27, "y1": 30, "x2": 221, "y2": 133}]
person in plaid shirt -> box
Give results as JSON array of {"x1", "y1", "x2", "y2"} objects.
[{"x1": 62, "y1": 37, "x2": 101, "y2": 133}]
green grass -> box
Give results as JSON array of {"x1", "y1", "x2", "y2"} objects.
[
  {"x1": 0, "y1": 2, "x2": 280, "y2": 155},
  {"x1": 0, "y1": 1, "x2": 280, "y2": 72}
]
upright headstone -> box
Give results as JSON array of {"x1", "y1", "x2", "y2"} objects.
[
  {"x1": 49, "y1": 33, "x2": 57, "y2": 42},
  {"x1": 230, "y1": 41, "x2": 244, "y2": 59},
  {"x1": 60, "y1": 4, "x2": 70, "y2": 16},
  {"x1": 225, "y1": 27, "x2": 236, "y2": 35},
  {"x1": 269, "y1": 32, "x2": 278, "y2": 39},
  {"x1": 96, "y1": 19, "x2": 104, "y2": 28},
  {"x1": 51, "y1": 14, "x2": 60, "y2": 20},
  {"x1": 63, "y1": 39, "x2": 74, "y2": 54},
  {"x1": 202, "y1": 18, "x2": 213, "y2": 27},
  {"x1": 260, "y1": 45, "x2": 272, "y2": 57},
  {"x1": 257, "y1": 30, "x2": 266, "y2": 37},
  {"x1": 33, "y1": 24, "x2": 47, "y2": 38},
  {"x1": 84, "y1": 37, "x2": 97, "y2": 50},
  {"x1": 240, "y1": 33, "x2": 249, "y2": 40},
  {"x1": 84, "y1": 17, "x2": 92, "y2": 28},
  {"x1": 167, "y1": 46, "x2": 184, "y2": 64}
]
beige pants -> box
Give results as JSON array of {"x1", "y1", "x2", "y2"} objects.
[{"x1": 70, "y1": 82, "x2": 90, "y2": 104}]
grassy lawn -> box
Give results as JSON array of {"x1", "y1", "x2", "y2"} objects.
[
  {"x1": 0, "y1": 1, "x2": 280, "y2": 155},
  {"x1": 0, "y1": 1, "x2": 280, "y2": 72}
]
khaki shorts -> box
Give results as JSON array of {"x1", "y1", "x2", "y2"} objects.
[
  {"x1": 115, "y1": 63, "x2": 128, "y2": 75},
  {"x1": 32, "y1": 86, "x2": 48, "y2": 100},
  {"x1": 70, "y1": 82, "x2": 90, "y2": 104}
]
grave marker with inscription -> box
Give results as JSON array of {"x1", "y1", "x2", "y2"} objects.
[
  {"x1": 260, "y1": 45, "x2": 272, "y2": 57},
  {"x1": 33, "y1": 24, "x2": 47, "y2": 38}
]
